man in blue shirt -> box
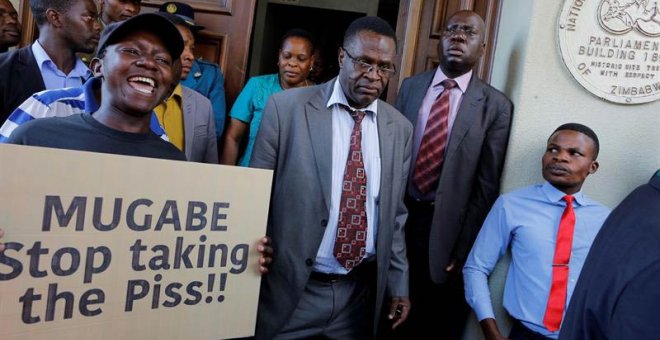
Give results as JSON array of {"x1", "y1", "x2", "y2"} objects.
[
  {"x1": 0, "y1": 0, "x2": 102, "y2": 122},
  {"x1": 463, "y1": 123, "x2": 611, "y2": 340}
]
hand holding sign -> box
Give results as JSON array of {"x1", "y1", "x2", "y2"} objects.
[
  {"x1": 0, "y1": 145, "x2": 272, "y2": 340},
  {"x1": 257, "y1": 236, "x2": 273, "y2": 274}
]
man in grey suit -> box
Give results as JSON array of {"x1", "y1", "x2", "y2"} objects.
[
  {"x1": 177, "y1": 86, "x2": 218, "y2": 163},
  {"x1": 250, "y1": 16, "x2": 412, "y2": 339},
  {"x1": 393, "y1": 10, "x2": 513, "y2": 339}
]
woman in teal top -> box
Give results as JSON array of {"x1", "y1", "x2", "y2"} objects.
[{"x1": 221, "y1": 29, "x2": 315, "y2": 166}]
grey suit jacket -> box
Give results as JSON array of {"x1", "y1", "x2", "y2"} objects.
[
  {"x1": 250, "y1": 79, "x2": 413, "y2": 339},
  {"x1": 181, "y1": 86, "x2": 218, "y2": 163},
  {"x1": 396, "y1": 70, "x2": 513, "y2": 284}
]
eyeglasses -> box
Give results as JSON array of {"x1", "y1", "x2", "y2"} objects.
[
  {"x1": 342, "y1": 47, "x2": 396, "y2": 77},
  {"x1": 442, "y1": 26, "x2": 479, "y2": 38}
]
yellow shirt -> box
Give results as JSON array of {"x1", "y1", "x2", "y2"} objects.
[{"x1": 154, "y1": 84, "x2": 185, "y2": 151}]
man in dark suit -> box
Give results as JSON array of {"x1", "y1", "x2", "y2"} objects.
[
  {"x1": 559, "y1": 169, "x2": 660, "y2": 340},
  {"x1": 0, "y1": 0, "x2": 21, "y2": 53},
  {"x1": 0, "y1": 0, "x2": 101, "y2": 123},
  {"x1": 250, "y1": 16, "x2": 412, "y2": 339},
  {"x1": 393, "y1": 10, "x2": 513, "y2": 338}
]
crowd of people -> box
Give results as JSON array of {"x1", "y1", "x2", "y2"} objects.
[{"x1": 0, "y1": 1, "x2": 658, "y2": 339}]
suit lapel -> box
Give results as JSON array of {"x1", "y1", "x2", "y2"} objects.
[
  {"x1": 19, "y1": 47, "x2": 46, "y2": 92},
  {"x1": 181, "y1": 87, "x2": 194, "y2": 160},
  {"x1": 445, "y1": 75, "x2": 484, "y2": 161},
  {"x1": 306, "y1": 81, "x2": 334, "y2": 210},
  {"x1": 377, "y1": 103, "x2": 394, "y2": 249}
]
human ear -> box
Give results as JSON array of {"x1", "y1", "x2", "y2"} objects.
[
  {"x1": 45, "y1": 9, "x2": 62, "y2": 28},
  {"x1": 90, "y1": 58, "x2": 103, "y2": 77}
]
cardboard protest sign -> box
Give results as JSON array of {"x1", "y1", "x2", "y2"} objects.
[{"x1": 0, "y1": 144, "x2": 272, "y2": 339}]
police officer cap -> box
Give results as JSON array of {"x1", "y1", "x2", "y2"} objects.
[{"x1": 158, "y1": 2, "x2": 205, "y2": 31}]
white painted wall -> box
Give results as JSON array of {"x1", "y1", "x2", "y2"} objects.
[
  {"x1": 495, "y1": 0, "x2": 659, "y2": 207},
  {"x1": 463, "y1": 0, "x2": 659, "y2": 339}
]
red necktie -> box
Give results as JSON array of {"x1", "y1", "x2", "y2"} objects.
[
  {"x1": 413, "y1": 79, "x2": 457, "y2": 195},
  {"x1": 334, "y1": 109, "x2": 368, "y2": 270},
  {"x1": 543, "y1": 195, "x2": 576, "y2": 332}
]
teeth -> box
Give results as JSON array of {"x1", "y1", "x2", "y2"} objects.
[
  {"x1": 135, "y1": 87, "x2": 152, "y2": 94},
  {"x1": 138, "y1": 77, "x2": 155, "y2": 87},
  {"x1": 130, "y1": 76, "x2": 155, "y2": 87}
]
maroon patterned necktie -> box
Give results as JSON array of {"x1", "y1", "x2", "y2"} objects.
[
  {"x1": 413, "y1": 79, "x2": 457, "y2": 195},
  {"x1": 334, "y1": 108, "x2": 368, "y2": 270}
]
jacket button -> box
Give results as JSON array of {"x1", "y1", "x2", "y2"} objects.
[
  {"x1": 321, "y1": 219, "x2": 328, "y2": 227},
  {"x1": 305, "y1": 258, "x2": 314, "y2": 266}
]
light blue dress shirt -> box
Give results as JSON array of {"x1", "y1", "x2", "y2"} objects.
[
  {"x1": 463, "y1": 182, "x2": 610, "y2": 339},
  {"x1": 31, "y1": 41, "x2": 91, "y2": 90},
  {"x1": 312, "y1": 79, "x2": 381, "y2": 274}
]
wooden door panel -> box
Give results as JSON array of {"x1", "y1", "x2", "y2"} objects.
[
  {"x1": 413, "y1": 0, "x2": 501, "y2": 80},
  {"x1": 390, "y1": 0, "x2": 502, "y2": 103}
]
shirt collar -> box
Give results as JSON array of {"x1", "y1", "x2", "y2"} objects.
[
  {"x1": 82, "y1": 77, "x2": 102, "y2": 113},
  {"x1": 31, "y1": 40, "x2": 51, "y2": 69},
  {"x1": 432, "y1": 67, "x2": 472, "y2": 93},
  {"x1": 541, "y1": 181, "x2": 589, "y2": 207},
  {"x1": 170, "y1": 84, "x2": 184, "y2": 104},
  {"x1": 31, "y1": 41, "x2": 91, "y2": 79},
  {"x1": 326, "y1": 78, "x2": 378, "y2": 117}
]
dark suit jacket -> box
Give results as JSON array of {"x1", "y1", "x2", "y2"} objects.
[
  {"x1": 250, "y1": 79, "x2": 413, "y2": 339},
  {"x1": 0, "y1": 46, "x2": 46, "y2": 123},
  {"x1": 559, "y1": 172, "x2": 660, "y2": 340},
  {"x1": 395, "y1": 69, "x2": 513, "y2": 283}
]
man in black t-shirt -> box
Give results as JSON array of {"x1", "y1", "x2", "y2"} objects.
[
  {"x1": 7, "y1": 13, "x2": 184, "y2": 160},
  {"x1": 3, "y1": 13, "x2": 274, "y2": 273}
]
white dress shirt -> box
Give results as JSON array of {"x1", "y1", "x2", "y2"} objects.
[{"x1": 313, "y1": 79, "x2": 381, "y2": 274}]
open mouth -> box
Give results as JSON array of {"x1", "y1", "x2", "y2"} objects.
[{"x1": 128, "y1": 76, "x2": 157, "y2": 94}]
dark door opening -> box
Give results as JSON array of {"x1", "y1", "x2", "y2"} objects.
[{"x1": 248, "y1": 0, "x2": 399, "y2": 85}]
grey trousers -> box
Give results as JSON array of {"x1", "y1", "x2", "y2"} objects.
[{"x1": 274, "y1": 274, "x2": 373, "y2": 340}]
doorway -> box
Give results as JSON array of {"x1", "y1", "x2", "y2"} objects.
[{"x1": 248, "y1": 0, "x2": 400, "y2": 84}]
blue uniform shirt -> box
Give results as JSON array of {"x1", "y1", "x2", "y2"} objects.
[{"x1": 181, "y1": 59, "x2": 226, "y2": 138}]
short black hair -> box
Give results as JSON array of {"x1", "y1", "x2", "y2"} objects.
[
  {"x1": 343, "y1": 16, "x2": 397, "y2": 50},
  {"x1": 279, "y1": 28, "x2": 315, "y2": 52},
  {"x1": 552, "y1": 123, "x2": 600, "y2": 159},
  {"x1": 30, "y1": 0, "x2": 76, "y2": 26}
]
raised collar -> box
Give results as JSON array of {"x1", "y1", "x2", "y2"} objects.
[
  {"x1": 326, "y1": 78, "x2": 378, "y2": 117},
  {"x1": 31, "y1": 40, "x2": 91, "y2": 79}
]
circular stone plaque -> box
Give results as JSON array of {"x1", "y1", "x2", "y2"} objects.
[{"x1": 558, "y1": 0, "x2": 660, "y2": 104}]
